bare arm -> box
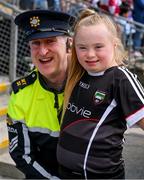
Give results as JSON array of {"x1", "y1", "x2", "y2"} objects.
[{"x1": 136, "y1": 118, "x2": 144, "y2": 130}]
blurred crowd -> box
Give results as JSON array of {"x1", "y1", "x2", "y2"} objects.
[{"x1": 9, "y1": 0, "x2": 144, "y2": 58}]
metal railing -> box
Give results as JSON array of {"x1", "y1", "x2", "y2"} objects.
[{"x1": 0, "y1": 0, "x2": 31, "y2": 82}]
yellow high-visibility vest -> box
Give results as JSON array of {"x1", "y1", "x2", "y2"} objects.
[{"x1": 8, "y1": 70, "x2": 63, "y2": 133}]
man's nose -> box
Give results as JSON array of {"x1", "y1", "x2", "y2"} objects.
[{"x1": 39, "y1": 44, "x2": 49, "y2": 55}]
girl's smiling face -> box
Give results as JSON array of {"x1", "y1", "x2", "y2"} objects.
[{"x1": 75, "y1": 23, "x2": 118, "y2": 73}]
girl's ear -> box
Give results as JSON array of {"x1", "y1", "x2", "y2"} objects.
[{"x1": 113, "y1": 38, "x2": 118, "y2": 48}]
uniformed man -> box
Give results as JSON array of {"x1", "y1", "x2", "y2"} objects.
[{"x1": 6, "y1": 10, "x2": 75, "y2": 179}]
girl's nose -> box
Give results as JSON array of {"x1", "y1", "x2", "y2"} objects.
[{"x1": 87, "y1": 49, "x2": 95, "y2": 58}]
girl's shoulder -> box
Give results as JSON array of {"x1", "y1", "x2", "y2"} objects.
[
  {"x1": 113, "y1": 66, "x2": 139, "y2": 84},
  {"x1": 106, "y1": 66, "x2": 136, "y2": 80}
]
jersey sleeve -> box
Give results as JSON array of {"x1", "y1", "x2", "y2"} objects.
[
  {"x1": 7, "y1": 92, "x2": 58, "y2": 179},
  {"x1": 117, "y1": 67, "x2": 144, "y2": 127}
]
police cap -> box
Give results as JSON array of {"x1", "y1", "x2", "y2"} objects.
[{"x1": 14, "y1": 10, "x2": 76, "y2": 41}]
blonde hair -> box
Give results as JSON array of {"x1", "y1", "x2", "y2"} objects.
[{"x1": 62, "y1": 9, "x2": 127, "y2": 119}]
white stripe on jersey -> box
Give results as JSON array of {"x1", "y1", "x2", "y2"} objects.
[
  {"x1": 118, "y1": 67, "x2": 144, "y2": 104},
  {"x1": 83, "y1": 99, "x2": 117, "y2": 179},
  {"x1": 126, "y1": 106, "x2": 144, "y2": 127},
  {"x1": 137, "y1": 80, "x2": 144, "y2": 94},
  {"x1": 124, "y1": 67, "x2": 144, "y2": 98}
]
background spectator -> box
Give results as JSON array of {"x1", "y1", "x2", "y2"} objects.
[
  {"x1": 19, "y1": 0, "x2": 48, "y2": 10},
  {"x1": 33, "y1": 0, "x2": 48, "y2": 9},
  {"x1": 98, "y1": 0, "x2": 122, "y2": 16},
  {"x1": 19, "y1": 0, "x2": 33, "y2": 10},
  {"x1": 47, "y1": 0, "x2": 61, "y2": 11},
  {"x1": 118, "y1": 1, "x2": 135, "y2": 48},
  {"x1": 67, "y1": 0, "x2": 87, "y2": 17},
  {"x1": 132, "y1": 0, "x2": 144, "y2": 57}
]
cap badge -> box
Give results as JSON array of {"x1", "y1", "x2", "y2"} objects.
[{"x1": 30, "y1": 16, "x2": 40, "y2": 27}]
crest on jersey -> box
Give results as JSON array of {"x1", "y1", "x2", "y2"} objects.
[{"x1": 93, "y1": 90, "x2": 106, "y2": 104}]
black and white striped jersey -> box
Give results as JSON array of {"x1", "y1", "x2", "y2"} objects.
[{"x1": 57, "y1": 66, "x2": 144, "y2": 176}]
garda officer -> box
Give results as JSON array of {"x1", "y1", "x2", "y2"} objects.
[{"x1": 6, "y1": 10, "x2": 75, "y2": 179}]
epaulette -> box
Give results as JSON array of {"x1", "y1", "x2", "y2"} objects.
[{"x1": 12, "y1": 71, "x2": 37, "y2": 94}]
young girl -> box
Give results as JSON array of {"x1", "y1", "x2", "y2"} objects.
[{"x1": 57, "y1": 9, "x2": 144, "y2": 179}]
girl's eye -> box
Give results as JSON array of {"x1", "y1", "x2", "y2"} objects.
[
  {"x1": 95, "y1": 44, "x2": 104, "y2": 49},
  {"x1": 95, "y1": 45, "x2": 103, "y2": 49},
  {"x1": 79, "y1": 47, "x2": 86, "y2": 50}
]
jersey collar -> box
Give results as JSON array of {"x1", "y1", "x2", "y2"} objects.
[{"x1": 87, "y1": 71, "x2": 105, "y2": 76}]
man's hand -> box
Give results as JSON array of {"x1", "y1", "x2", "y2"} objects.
[{"x1": 137, "y1": 118, "x2": 144, "y2": 130}]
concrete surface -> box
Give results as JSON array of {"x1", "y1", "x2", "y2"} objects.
[
  {"x1": 0, "y1": 148, "x2": 25, "y2": 179},
  {"x1": 123, "y1": 126, "x2": 144, "y2": 179}
]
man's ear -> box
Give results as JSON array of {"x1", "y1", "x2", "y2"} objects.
[{"x1": 66, "y1": 38, "x2": 73, "y2": 53}]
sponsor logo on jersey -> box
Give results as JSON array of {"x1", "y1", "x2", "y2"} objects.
[
  {"x1": 67, "y1": 102, "x2": 91, "y2": 118},
  {"x1": 79, "y1": 81, "x2": 90, "y2": 89},
  {"x1": 93, "y1": 91, "x2": 106, "y2": 104}
]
